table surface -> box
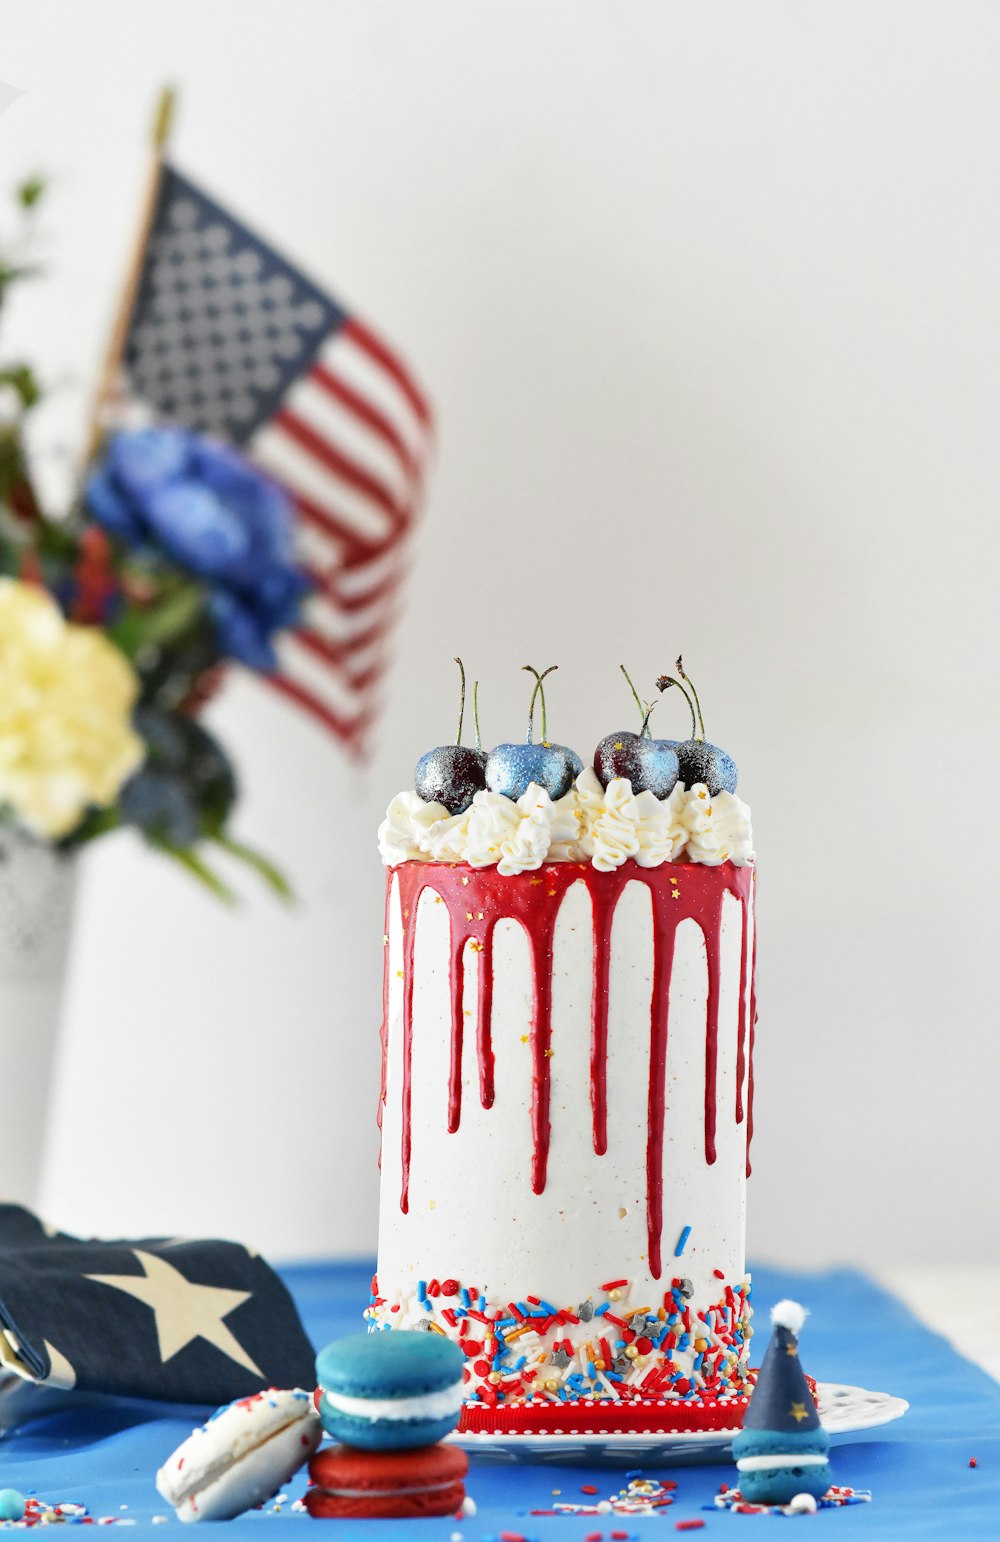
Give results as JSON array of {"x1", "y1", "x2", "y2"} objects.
[{"x1": 1, "y1": 1260, "x2": 997, "y2": 1540}]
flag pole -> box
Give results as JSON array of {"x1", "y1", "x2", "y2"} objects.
[{"x1": 83, "y1": 86, "x2": 176, "y2": 464}]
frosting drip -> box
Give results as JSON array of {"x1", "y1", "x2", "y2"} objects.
[{"x1": 385, "y1": 859, "x2": 756, "y2": 1280}]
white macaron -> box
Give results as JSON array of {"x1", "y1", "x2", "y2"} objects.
[{"x1": 156, "y1": 1388, "x2": 321, "y2": 1522}]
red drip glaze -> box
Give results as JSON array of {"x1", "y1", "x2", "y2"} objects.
[
  {"x1": 476, "y1": 923, "x2": 496, "y2": 1109},
  {"x1": 377, "y1": 881, "x2": 391, "y2": 1170},
  {"x1": 734, "y1": 898, "x2": 750, "y2": 1125},
  {"x1": 587, "y1": 882, "x2": 616, "y2": 1156},
  {"x1": 388, "y1": 859, "x2": 754, "y2": 1266},
  {"x1": 448, "y1": 934, "x2": 465, "y2": 1134},
  {"x1": 745, "y1": 893, "x2": 758, "y2": 1177}
]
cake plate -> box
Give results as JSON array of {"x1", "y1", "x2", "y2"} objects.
[{"x1": 449, "y1": 1382, "x2": 908, "y2": 1465}]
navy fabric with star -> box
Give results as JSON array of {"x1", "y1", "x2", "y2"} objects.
[{"x1": 0, "y1": 1205, "x2": 315, "y2": 1404}]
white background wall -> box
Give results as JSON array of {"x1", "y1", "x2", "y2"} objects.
[{"x1": 4, "y1": 2, "x2": 998, "y2": 1267}]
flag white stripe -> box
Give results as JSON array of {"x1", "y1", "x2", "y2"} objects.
[
  {"x1": 300, "y1": 588, "x2": 398, "y2": 647},
  {"x1": 276, "y1": 631, "x2": 386, "y2": 722},
  {"x1": 317, "y1": 332, "x2": 430, "y2": 461},
  {"x1": 251, "y1": 423, "x2": 394, "y2": 544},
  {"x1": 288, "y1": 371, "x2": 414, "y2": 506}
]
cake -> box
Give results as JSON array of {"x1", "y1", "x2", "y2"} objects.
[{"x1": 368, "y1": 663, "x2": 757, "y2": 1434}]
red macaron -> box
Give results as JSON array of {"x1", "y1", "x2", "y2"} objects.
[{"x1": 305, "y1": 1442, "x2": 469, "y2": 1519}]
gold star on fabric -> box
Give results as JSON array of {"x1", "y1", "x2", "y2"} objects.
[
  {"x1": 86, "y1": 1249, "x2": 263, "y2": 1376},
  {"x1": 789, "y1": 1400, "x2": 809, "y2": 1423},
  {"x1": 520, "y1": 1034, "x2": 530, "y2": 1043}
]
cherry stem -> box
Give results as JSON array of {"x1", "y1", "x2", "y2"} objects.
[
  {"x1": 640, "y1": 701, "x2": 656, "y2": 737},
  {"x1": 472, "y1": 679, "x2": 482, "y2": 751},
  {"x1": 620, "y1": 664, "x2": 650, "y2": 734},
  {"x1": 675, "y1": 656, "x2": 705, "y2": 740},
  {"x1": 523, "y1": 663, "x2": 558, "y2": 744},
  {"x1": 454, "y1": 656, "x2": 467, "y2": 745},
  {"x1": 656, "y1": 674, "x2": 698, "y2": 739}
]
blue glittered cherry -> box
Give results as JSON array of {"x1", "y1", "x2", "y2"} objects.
[
  {"x1": 593, "y1": 665, "x2": 680, "y2": 797},
  {"x1": 414, "y1": 657, "x2": 488, "y2": 814},
  {"x1": 485, "y1": 665, "x2": 582, "y2": 800},
  {"x1": 656, "y1": 656, "x2": 738, "y2": 795}
]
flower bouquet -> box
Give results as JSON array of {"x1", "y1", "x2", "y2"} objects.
[{"x1": 0, "y1": 178, "x2": 308, "y2": 900}]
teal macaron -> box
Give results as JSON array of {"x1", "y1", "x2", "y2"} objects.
[{"x1": 315, "y1": 1330, "x2": 465, "y2": 1451}]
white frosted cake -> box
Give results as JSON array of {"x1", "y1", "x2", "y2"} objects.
[{"x1": 369, "y1": 665, "x2": 758, "y2": 1433}]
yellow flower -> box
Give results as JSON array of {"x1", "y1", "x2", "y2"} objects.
[{"x1": 0, "y1": 578, "x2": 144, "y2": 839}]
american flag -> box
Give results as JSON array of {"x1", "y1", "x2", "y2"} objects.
[{"x1": 121, "y1": 166, "x2": 433, "y2": 755}]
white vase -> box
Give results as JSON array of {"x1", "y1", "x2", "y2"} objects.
[{"x1": 0, "y1": 825, "x2": 78, "y2": 1208}]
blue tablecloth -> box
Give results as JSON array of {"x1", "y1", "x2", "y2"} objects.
[{"x1": 1, "y1": 1261, "x2": 997, "y2": 1538}]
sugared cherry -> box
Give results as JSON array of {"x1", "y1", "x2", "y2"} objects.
[
  {"x1": 656, "y1": 657, "x2": 738, "y2": 795},
  {"x1": 414, "y1": 657, "x2": 488, "y2": 814},
  {"x1": 593, "y1": 665, "x2": 680, "y2": 797},
  {"x1": 486, "y1": 665, "x2": 580, "y2": 800}
]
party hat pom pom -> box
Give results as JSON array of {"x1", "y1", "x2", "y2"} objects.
[{"x1": 770, "y1": 1299, "x2": 807, "y2": 1335}]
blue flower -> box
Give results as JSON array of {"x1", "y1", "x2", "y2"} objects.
[{"x1": 86, "y1": 427, "x2": 310, "y2": 670}]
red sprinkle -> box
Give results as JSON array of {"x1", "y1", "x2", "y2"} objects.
[
  {"x1": 586, "y1": 1533, "x2": 603, "y2": 1542},
  {"x1": 612, "y1": 1534, "x2": 630, "y2": 1541},
  {"x1": 601, "y1": 1278, "x2": 629, "y2": 1291},
  {"x1": 970, "y1": 1457, "x2": 978, "y2": 1468},
  {"x1": 441, "y1": 1278, "x2": 460, "y2": 1296},
  {"x1": 500, "y1": 1533, "x2": 527, "y2": 1542},
  {"x1": 675, "y1": 1524, "x2": 705, "y2": 1533},
  {"x1": 580, "y1": 1484, "x2": 598, "y2": 1494}
]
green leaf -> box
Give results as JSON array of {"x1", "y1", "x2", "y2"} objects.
[
  {"x1": 0, "y1": 365, "x2": 41, "y2": 410},
  {"x1": 148, "y1": 836, "x2": 238, "y2": 904},
  {"x1": 209, "y1": 833, "x2": 293, "y2": 901},
  {"x1": 17, "y1": 177, "x2": 45, "y2": 209},
  {"x1": 109, "y1": 583, "x2": 205, "y2": 659}
]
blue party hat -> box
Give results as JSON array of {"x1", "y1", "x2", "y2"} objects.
[{"x1": 732, "y1": 1300, "x2": 832, "y2": 1505}]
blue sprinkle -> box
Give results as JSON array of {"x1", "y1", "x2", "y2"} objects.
[
  {"x1": 538, "y1": 1299, "x2": 557, "y2": 1314},
  {"x1": 461, "y1": 1288, "x2": 471, "y2": 1307},
  {"x1": 586, "y1": 1361, "x2": 596, "y2": 1378},
  {"x1": 674, "y1": 1225, "x2": 692, "y2": 1256},
  {"x1": 514, "y1": 1355, "x2": 527, "y2": 1371},
  {"x1": 607, "y1": 1372, "x2": 623, "y2": 1383},
  {"x1": 595, "y1": 1302, "x2": 610, "y2": 1316},
  {"x1": 614, "y1": 1339, "x2": 626, "y2": 1349}
]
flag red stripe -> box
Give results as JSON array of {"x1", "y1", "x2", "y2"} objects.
[
  {"x1": 272, "y1": 408, "x2": 408, "y2": 525},
  {"x1": 293, "y1": 492, "x2": 372, "y2": 565},
  {"x1": 304, "y1": 562, "x2": 403, "y2": 615},
  {"x1": 342, "y1": 317, "x2": 433, "y2": 427},
  {"x1": 308, "y1": 361, "x2": 421, "y2": 481},
  {"x1": 294, "y1": 619, "x2": 390, "y2": 669},
  {"x1": 263, "y1": 671, "x2": 371, "y2": 749}
]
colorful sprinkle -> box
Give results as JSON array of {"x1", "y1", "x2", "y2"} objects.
[{"x1": 674, "y1": 1225, "x2": 692, "y2": 1257}]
